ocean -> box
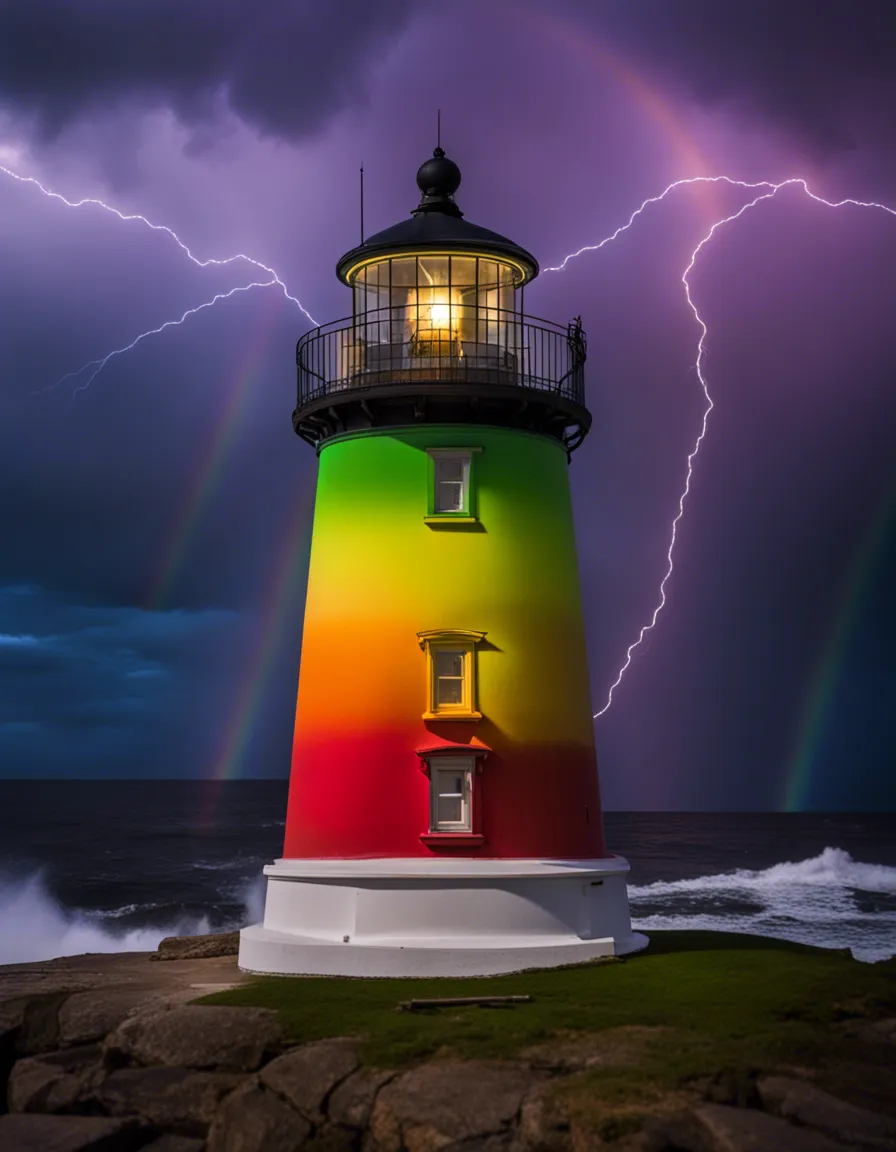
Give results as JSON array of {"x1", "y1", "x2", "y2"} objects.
[{"x1": 0, "y1": 782, "x2": 894, "y2": 965}]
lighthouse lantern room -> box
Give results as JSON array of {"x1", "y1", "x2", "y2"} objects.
[{"x1": 239, "y1": 146, "x2": 645, "y2": 977}]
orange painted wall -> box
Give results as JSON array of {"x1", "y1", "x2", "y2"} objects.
[{"x1": 283, "y1": 425, "x2": 606, "y2": 859}]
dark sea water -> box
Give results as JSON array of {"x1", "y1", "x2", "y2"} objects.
[{"x1": 0, "y1": 781, "x2": 894, "y2": 965}]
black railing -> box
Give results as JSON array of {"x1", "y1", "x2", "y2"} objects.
[{"x1": 295, "y1": 306, "x2": 586, "y2": 410}]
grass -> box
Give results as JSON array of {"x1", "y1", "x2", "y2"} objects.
[{"x1": 202, "y1": 931, "x2": 896, "y2": 1081}]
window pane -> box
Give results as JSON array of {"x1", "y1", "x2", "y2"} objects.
[
  {"x1": 436, "y1": 678, "x2": 463, "y2": 705},
  {"x1": 390, "y1": 256, "x2": 417, "y2": 288},
  {"x1": 437, "y1": 794, "x2": 463, "y2": 824},
  {"x1": 435, "y1": 651, "x2": 464, "y2": 678},
  {"x1": 435, "y1": 481, "x2": 463, "y2": 512},
  {"x1": 418, "y1": 256, "x2": 449, "y2": 289},
  {"x1": 450, "y1": 256, "x2": 476, "y2": 288},
  {"x1": 435, "y1": 766, "x2": 470, "y2": 829},
  {"x1": 436, "y1": 458, "x2": 464, "y2": 483}
]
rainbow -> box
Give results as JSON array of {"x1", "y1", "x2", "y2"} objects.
[
  {"x1": 147, "y1": 288, "x2": 285, "y2": 609},
  {"x1": 522, "y1": 4, "x2": 725, "y2": 222},
  {"x1": 208, "y1": 478, "x2": 316, "y2": 784},
  {"x1": 783, "y1": 488, "x2": 895, "y2": 811}
]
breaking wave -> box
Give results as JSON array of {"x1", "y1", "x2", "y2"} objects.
[
  {"x1": 630, "y1": 847, "x2": 896, "y2": 963},
  {"x1": 0, "y1": 870, "x2": 264, "y2": 965},
  {"x1": 2, "y1": 848, "x2": 893, "y2": 966}
]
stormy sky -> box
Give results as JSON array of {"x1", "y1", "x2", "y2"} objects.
[{"x1": 0, "y1": 0, "x2": 893, "y2": 809}]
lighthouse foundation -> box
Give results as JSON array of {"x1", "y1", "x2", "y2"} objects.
[{"x1": 239, "y1": 856, "x2": 646, "y2": 977}]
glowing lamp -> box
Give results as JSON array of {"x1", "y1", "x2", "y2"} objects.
[
  {"x1": 428, "y1": 301, "x2": 452, "y2": 328},
  {"x1": 407, "y1": 285, "x2": 460, "y2": 356}
]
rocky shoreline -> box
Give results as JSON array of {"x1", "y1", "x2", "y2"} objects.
[{"x1": 1, "y1": 936, "x2": 895, "y2": 1151}]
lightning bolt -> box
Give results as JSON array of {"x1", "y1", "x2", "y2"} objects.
[
  {"x1": 4, "y1": 162, "x2": 894, "y2": 719},
  {"x1": 0, "y1": 162, "x2": 318, "y2": 394},
  {"x1": 542, "y1": 176, "x2": 896, "y2": 719},
  {"x1": 58, "y1": 280, "x2": 277, "y2": 399}
]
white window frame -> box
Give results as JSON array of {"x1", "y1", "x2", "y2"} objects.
[
  {"x1": 429, "y1": 756, "x2": 474, "y2": 832},
  {"x1": 433, "y1": 454, "x2": 469, "y2": 514},
  {"x1": 425, "y1": 447, "x2": 481, "y2": 520}
]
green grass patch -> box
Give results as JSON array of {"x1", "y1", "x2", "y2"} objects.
[{"x1": 202, "y1": 931, "x2": 896, "y2": 1081}]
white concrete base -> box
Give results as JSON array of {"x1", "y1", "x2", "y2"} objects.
[{"x1": 239, "y1": 856, "x2": 647, "y2": 977}]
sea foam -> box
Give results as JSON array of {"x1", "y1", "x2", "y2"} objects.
[
  {"x1": 629, "y1": 847, "x2": 896, "y2": 963},
  {"x1": 1, "y1": 848, "x2": 893, "y2": 966},
  {"x1": 0, "y1": 870, "x2": 262, "y2": 965},
  {"x1": 629, "y1": 847, "x2": 896, "y2": 897}
]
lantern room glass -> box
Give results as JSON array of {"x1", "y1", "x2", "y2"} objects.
[{"x1": 350, "y1": 255, "x2": 521, "y2": 364}]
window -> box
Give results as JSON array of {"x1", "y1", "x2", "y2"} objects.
[
  {"x1": 430, "y1": 758, "x2": 473, "y2": 832},
  {"x1": 417, "y1": 629, "x2": 486, "y2": 721},
  {"x1": 425, "y1": 448, "x2": 480, "y2": 522},
  {"x1": 434, "y1": 456, "x2": 466, "y2": 513},
  {"x1": 416, "y1": 743, "x2": 489, "y2": 846},
  {"x1": 434, "y1": 648, "x2": 465, "y2": 705}
]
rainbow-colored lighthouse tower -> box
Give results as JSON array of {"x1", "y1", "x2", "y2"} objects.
[{"x1": 239, "y1": 147, "x2": 644, "y2": 976}]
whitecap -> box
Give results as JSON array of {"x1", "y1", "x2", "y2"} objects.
[{"x1": 0, "y1": 871, "x2": 263, "y2": 965}]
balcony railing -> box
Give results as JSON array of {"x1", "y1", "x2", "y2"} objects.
[{"x1": 295, "y1": 306, "x2": 586, "y2": 411}]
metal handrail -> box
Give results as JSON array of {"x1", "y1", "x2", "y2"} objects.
[{"x1": 295, "y1": 306, "x2": 586, "y2": 410}]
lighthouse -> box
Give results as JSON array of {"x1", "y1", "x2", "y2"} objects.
[{"x1": 239, "y1": 146, "x2": 645, "y2": 976}]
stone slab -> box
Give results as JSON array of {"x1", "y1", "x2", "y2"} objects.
[
  {"x1": 206, "y1": 1081, "x2": 312, "y2": 1152},
  {"x1": 370, "y1": 1060, "x2": 542, "y2": 1152},
  {"x1": 758, "y1": 1075, "x2": 896, "y2": 1150},
  {"x1": 58, "y1": 990, "x2": 158, "y2": 1048},
  {"x1": 0, "y1": 1113, "x2": 146, "y2": 1152},
  {"x1": 695, "y1": 1102, "x2": 859, "y2": 1152},
  {"x1": 8, "y1": 1044, "x2": 103, "y2": 1113},
  {"x1": 104, "y1": 1004, "x2": 282, "y2": 1071},
  {"x1": 95, "y1": 1065, "x2": 245, "y2": 1133},
  {"x1": 259, "y1": 1038, "x2": 358, "y2": 1123}
]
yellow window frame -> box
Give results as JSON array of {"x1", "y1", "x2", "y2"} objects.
[{"x1": 417, "y1": 629, "x2": 486, "y2": 721}]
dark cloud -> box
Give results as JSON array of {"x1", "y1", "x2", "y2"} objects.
[
  {"x1": 562, "y1": 0, "x2": 896, "y2": 157},
  {"x1": 0, "y1": 584, "x2": 244, "y2": 774},
  {"x1": 0, "y1": 0, "x2": 414, "y2": 144},
  {"x1": 4, "y1": 0, "x2": 894, "y2": 163}
]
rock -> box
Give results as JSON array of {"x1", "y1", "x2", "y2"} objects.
[
  {"x1": 701, "y1": 1070, "x2": 761, "y2": 1109},
  {"x1": 58, "y1": 991, "x2": 156, "y2": 1048},
  {"x1": 95, "y1": 1065, "x2": 245, "y2": 1134},
  {"x1": 0, "y1": 995, "x2": 29, "y2": 1042},
  {"x1": 445, "y1": 1137, "x2": 514, "y2": 1151},
  {"x1": 512, "y1": 1084, "x2": 573, "y2": 1152},
  {"x1": 300, "y1": 1125, "x2": 362, "y2": 1151},
  {"x1": 369, "y1": 1060, "x2": 541, "y2": 1152},
  {"x1": 138, "y1": 1137, "x2": 205, "y2": 1152},
  {"x1": 843, "y1": 1017, "x2": 896, "y2": 1046},
  {"x1": 153, "y1": 932, "x2": 241, "y2": 961},
  {"x1": 104, "y1": 1004, "x2": 282, "y2": 1071},
  {"x1": 637, "y1": 1110, "x2": 715, "y2": 1152},
  {"x1": 206, "y1": 1081, "x2": 312, "y2": 1152},
  {"x1": 259, "y1": 1038, "x2": 358, "y2": 1124},
  {"x1": 8, "y1": 1044, "x2": 103, "y2": 1113},
  {"x1": 694, "y1": 1102, "x2": 858, "y2": 1151},
  {"x1": 758, "y1": 1075, "x2": 896, "y2": 1150},
  {"x1": 520, "y1": 1026, "x2": 666, "y2": 1074},
  {"x1": 0, "y1": 1112, "x2": 147, "y2": 1151},
  {"x1": 814, "y1": 1060, "x2": 896, "y2": 1122},
  {"x1": 2, "y1": 991, "x2": 70, "y2": 1055},
  {"x1": 327, "y1": 1068, "x2": 395, "y2": 1131}
]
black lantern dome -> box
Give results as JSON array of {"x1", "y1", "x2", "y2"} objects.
[{"x1": 336, "y1": 148, "x2": 539, "y2": 285}]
